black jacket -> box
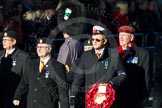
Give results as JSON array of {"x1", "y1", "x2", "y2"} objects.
[
  {"x1": 118, "y1": 44, "x2": 152, "y2": 108},
  {"x1": 71, "y1": 47, "x2": 126, "y2": 96},
  {"x1": 13, "y1": 58, "x2": 69, "y2": 108},
  {"x1": 0, "y1": 48, "x2": 30, "y2": 108}
]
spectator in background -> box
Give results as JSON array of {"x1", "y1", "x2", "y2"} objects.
[
  {"x1": 152, "y1": 35, "x2": 162, "y2": 108},
  {"x1": 111, "y1": 1, "x2": 129, "y2": 33},
  {"x1": 0, "y1": 9, "x2": 4, "y2": 32},
  {"x1": 0, "y1": 30, "x2": 30, "y2": 108},
  {"x1": 147, "y1": 0, "x2": 161, "y2": 33},
  {"x1": 117, "y1": 25, "x2": 153, "y2": 108},
  {"x1": 22, "y1": 9, "x2": 44, "y2": 54},
  {"x1": 3, "y1": 1, "x2": 27, "y2": 49},
  {"x1": 36, "y1": 0, "x2": 58, "y2": 38},
  {"x1": 145, "y1": 0, "x2": 161, "y2": 46},
  {"x1": 133, "y1": 0, "x2": 149, "y2": 34}
]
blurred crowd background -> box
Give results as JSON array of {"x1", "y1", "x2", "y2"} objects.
[{"x1": 0, "y1": 0, "x2": 161, "y2": 53}]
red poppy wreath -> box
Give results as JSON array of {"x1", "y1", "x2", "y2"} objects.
[{"x1": 86, "y1": 82, "x2": 115, "y2": 108}]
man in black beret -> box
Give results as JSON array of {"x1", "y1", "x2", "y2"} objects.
[
  {"x1": 13, "y1": 38, "x2": 69, "y2": 108},
  {"x1": 0, "y1": 30, "x2": 30, "y2": 108}
]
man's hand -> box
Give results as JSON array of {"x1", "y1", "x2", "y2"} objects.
[
  {"x1": 13, "y1": 100, "x2": 20, "y2": 106},
  {"x1": 69, "y1": 96, "x2": 75, "y2": 106}
]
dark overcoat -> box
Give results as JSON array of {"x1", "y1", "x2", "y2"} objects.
[
  {"x1": 118, "y1": 44, "x2": 152, "y2": 108},
  {"x1": 71, "y1": 47, "x2": 126, "y2": 108},
  {"x1": 13, "y1": 57, "x2": 69, "y2": 108},
  {"x1": 0, "y1": 48, "x2": 30, "y2": 108}
]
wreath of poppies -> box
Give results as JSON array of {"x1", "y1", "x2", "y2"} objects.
[{"x1": 86, "y1": 82, "x2": 115, "y2": 108}]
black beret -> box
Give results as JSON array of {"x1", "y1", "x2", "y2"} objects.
[
  {"x1": 84, "y1": 39, "x2": 92, "y2": 46},
  {"x1": 36, "y1": 38, "x2": 52, "y2": 45},
  {"x1": 2, "y1": 30, "x2": 17, "y2": 40}
]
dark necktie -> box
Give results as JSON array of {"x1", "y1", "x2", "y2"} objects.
[{"x1": 5, "y1": 53, "x2": 10, "y2": 58}]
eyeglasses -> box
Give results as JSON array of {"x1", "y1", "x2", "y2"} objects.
[
  {"x1": 36, "y1": 46, "x2": 50, "y2": 49},
  {"x1": 91, "y1": 38, "x2": 103, "y2": 42},
  {"x1": 2, "y1": 39, "x2": 12, "y2": 42}
]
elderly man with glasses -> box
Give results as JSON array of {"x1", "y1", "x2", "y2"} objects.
[
  {"x1": 13, "y1": 38, "x2": 69, "y2": 108},
  {"x1": 0, "y1": 30, "x2": 30, "y2": 108},
  {"x1": 69, "y1": 25, "x2": 127, "y2": 108}
]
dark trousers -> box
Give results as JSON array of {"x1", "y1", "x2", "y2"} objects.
[{"x1": 152, "y1": 83, "x2": 162, "y2": 108}]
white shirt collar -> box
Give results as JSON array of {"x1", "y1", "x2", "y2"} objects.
[
  {"x1": 95, "y1": 48, "x2": 105, "y2": 56},
  {"x1": 6, "y1": 48, "x2": 15, "y2": 54},
  {"x1": 40, "y1": 56, "x2": 51, "y2": 65}
]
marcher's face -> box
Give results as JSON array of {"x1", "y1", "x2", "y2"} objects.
[
  {"x1": 2, "y1": 37, "x2": 16, "y2": 50},
  {"x1": 45, "y1": 9, "x2": 54, "y2": 18},
  {"x1": 92, "y1": 35, "x2": 107, "y2": 50},
  {"x1": 119, "y1": 32, "x2": 134, "y2": 48},
  {"x1": 36, "y1": 44, "x2": 52, "y2": 58}
]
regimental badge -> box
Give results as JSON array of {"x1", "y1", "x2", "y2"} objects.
[
  {"x1": 39, "y1": 39, "x2": 43, "y2": 43},
  {"x1": 45, "y1": 70, "x2": 49, "y2": 78},
  {"x1": 64, "y1": 8, "x2": 72, "y2": 20},
  {"x1": 4, "y1": 32, "x2": 8, "y2": 37}
]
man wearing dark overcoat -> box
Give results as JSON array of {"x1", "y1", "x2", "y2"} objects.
[
  {"x1": 117, "y1": 25, "x2": 152, "y2": 108},
  {"x1": 13, "y1": 38, "x2": 69, "y2": 108},
  {"x1": 0, "y1": 30, "x2": 30, "y2": 108},
  {"x1": 70, "y1": 25, "x2": 127, "y2": 108}
]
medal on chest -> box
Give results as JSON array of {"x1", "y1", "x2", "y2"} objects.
[
  {"x1": 102, "y1": 61, "x2": 109, "y2": 69},
  {"x1": 45, "y1": 65, "x2": 49, "y2": 78},
  {"x1": 12, "y1": 58, "x2": 16, "y2": 66},
  {"x1": 127, "y1": 56, "x2": 138, "y2": 64},
  {"x1": 45, "y1": 70, "x2": 49, "y2": 78}
]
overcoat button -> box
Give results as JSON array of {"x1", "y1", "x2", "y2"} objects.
[
  {"x1": 33, "y1": 100, "x2": 36, "y2": 103},
  {"x1": 34, "y1": 88, "x2": 37, "y2": 91}
]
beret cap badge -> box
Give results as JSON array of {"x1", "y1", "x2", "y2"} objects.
[
  {"x1": 4, "y1": 32, "x2": 7, "y2": 37},
  {"x1": 3, "y1": 30, "x2": 17, "y2": 39},
  {"x1": 39, "y1": 39, "x2": 43, "y2": 43}
]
